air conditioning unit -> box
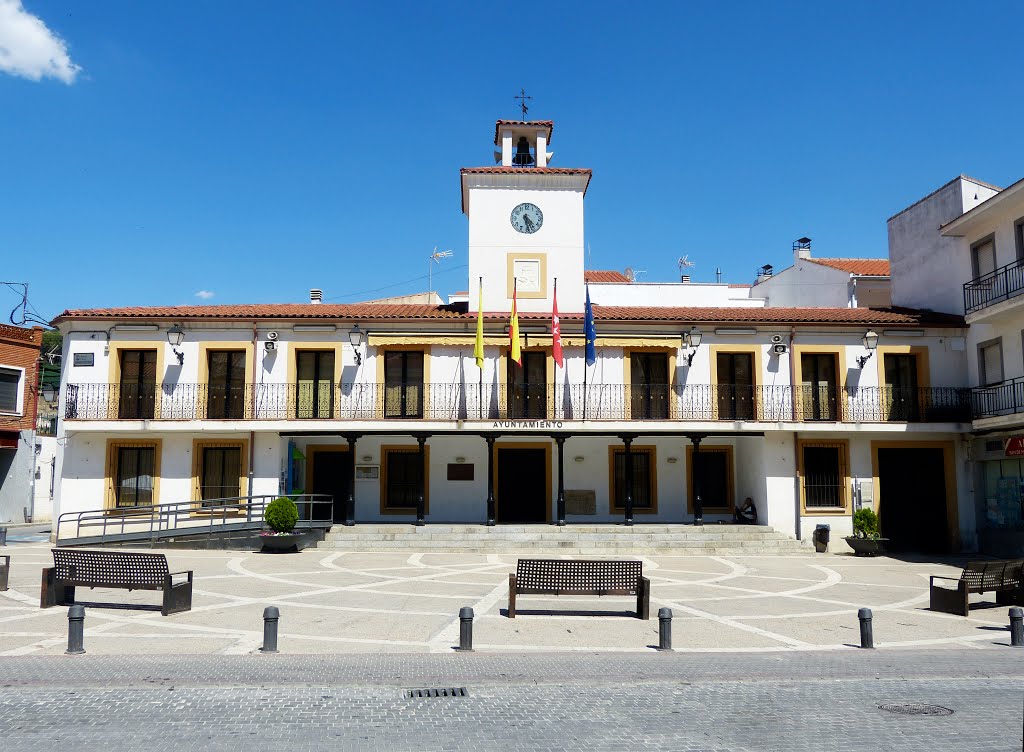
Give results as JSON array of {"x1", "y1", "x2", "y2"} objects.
[
  {"x1": 264, "y1": 341, "x2": 277, "y2": 351},
  {"x1": 772, "y1": 343, "x2": 787, "y2": 355},
  {"x1": 770, "y1": 334, "x2": 784, "y2": 344},
  {"x1": 267, "y1": 330, "x2": 280, "y2": 341}
]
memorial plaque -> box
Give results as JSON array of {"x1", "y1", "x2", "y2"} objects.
[{"x1": 565, "y1": 490, "x2": 596, "y2": 515}]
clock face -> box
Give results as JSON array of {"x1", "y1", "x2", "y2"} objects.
[{"x1": 510, "y1": 203, "x2": 543, "y2": 234}]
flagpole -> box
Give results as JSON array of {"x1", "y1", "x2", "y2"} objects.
[{"x1": 477, "y1": 276, "x2": 483, "y2": 419}]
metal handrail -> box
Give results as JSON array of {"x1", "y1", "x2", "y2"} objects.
[
  {"x1": 61, "y1": 382, "x2": 973, "y2": 424},
  {"x1": 964, "y1": 257, "x2": 1024, "y2": 314},
  {"x1": 972, "y1": 376, "x2": 1024, "y2": 419},
  {"x1": 55, "y1": 493, "x2": 333, "y2": 546}
]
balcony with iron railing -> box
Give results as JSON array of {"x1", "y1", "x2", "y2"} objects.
[
  {"x1": 963, "y1": 258, "x2": 1024, "y2": 315},
  {"x1": 62, "y1": 382, "x2": 973, "y2": 424},
  {"x1": 972, "y1": 377, "x2": 1024, "y2": 420}
]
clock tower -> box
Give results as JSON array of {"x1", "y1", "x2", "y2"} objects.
[{"x1": 462, "y1": 119, "x2": 591, "y2": 313}]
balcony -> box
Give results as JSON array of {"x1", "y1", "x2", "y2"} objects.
[
  {"x1": 963, "y1": 258, "x2": 1024, "y2": 315},
  {"x1": 63, "y1": 382, "x2": 972, "y2": 424},
  {"x1": 972, "y1": 377, "x2": 1024, "y2": 420}
]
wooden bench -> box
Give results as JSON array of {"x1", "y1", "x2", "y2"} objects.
[
  {"x1": 929, "y1": 559, "x2": 1024, "y2": 616},
  {"x1": 0, "y1": 554, "x2": 9, "y2": 592},
  {"x1": 40, "y1": 549, "x2": 193, "y2": 616},
  {"x1": 508, "y1": 559, "x2": 650, "y2": 619}
]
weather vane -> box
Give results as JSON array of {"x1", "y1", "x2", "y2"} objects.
[{"x1": 514, "y1": 88, "x2": 532, "y2": 119}]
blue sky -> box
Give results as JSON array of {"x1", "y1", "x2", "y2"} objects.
[{"x1": 2, "y1": 1, "x2": 1023, "y2": 321}]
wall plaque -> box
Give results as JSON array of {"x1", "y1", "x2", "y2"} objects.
[
  {"x1": 73, "y1": 353, "x2": 94, "y2": 367},
  {"x1": 565, "y1": 490, "x2": 596, "y2": 515}
]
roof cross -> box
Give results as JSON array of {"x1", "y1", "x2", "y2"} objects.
[{"x1": 514, "y1": 88, "x2": 532, "y2": 119}]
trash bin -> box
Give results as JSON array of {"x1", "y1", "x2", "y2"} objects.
[{"x1": 813, "y1": 524, "x2": 830, "y2": 553}]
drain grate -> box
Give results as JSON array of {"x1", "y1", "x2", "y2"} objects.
[
  {"x1": 878, "y1": 703, "x2": 954, "y2": 716},
  {"x1": 406, "y1": 687, "x2": 468, "y2": 699}
]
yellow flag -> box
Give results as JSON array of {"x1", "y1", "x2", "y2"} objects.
[
  {"x1": 509, "y1": 280, "x2": 522, "y2": 366},
  {"x1": 474, "y1": 279, "x2": 485, "y2": 369}
]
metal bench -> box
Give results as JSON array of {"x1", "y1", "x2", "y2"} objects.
[
  {"x1": 40, "y1": 549, "x2": 193, "y2": 616},
  {"x1": 0, "y1": 554, "x2": 9, "y2": 591},
  {"x1": 929, "y1": 559, "x2": 1024, "y2": 616},
  {"x1": 508, "y1": 559, "x2": 650, "y2": 619}
]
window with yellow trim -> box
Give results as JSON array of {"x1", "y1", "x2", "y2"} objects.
[
  {"x1": 380, "y1": 445, "x2": 429, "y2": 513},
  {"x1": 107, "y1": 440, "x2": 160, "y2": 509},
  {"x1": 801, "y1": 441, "x2": 848, "y2": 510}
]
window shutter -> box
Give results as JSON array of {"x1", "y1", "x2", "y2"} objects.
[
  {"x1": 981, "y1": 343, "x2": 1003, "y2": 386},
  {"x1": 0, "y1": 369, "x2": 19, "y2": 413},
  {"x1": 975, "y1": 240, "x2": 996, "y2": 277}
]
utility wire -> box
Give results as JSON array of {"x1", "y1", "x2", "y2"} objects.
[{"x1": 323, "y1": 264, "x2": 468, "y2": 302}]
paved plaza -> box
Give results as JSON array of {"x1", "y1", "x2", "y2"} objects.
[
  {"x1": 3, "y1": 533, "x2": 1024, "y2": 749},
  {"x1": 1, "y1": 532, "x2": 1021, "y2": 655}
]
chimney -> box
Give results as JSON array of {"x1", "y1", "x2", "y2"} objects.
[
  {"x1": 309, "y1": 288, "x2": 323, "y2": 304},
  {"x1": 680, "y1": 274, "x2": 691, "y2": 284},
  {"x1": 793, "y1": 237, "x2": 812, "y2": 262}
]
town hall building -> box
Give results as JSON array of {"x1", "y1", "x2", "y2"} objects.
[{"x1": 49, "y1": 116, "x2": 980, "y2": 553}]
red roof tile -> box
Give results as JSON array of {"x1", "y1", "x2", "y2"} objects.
[
  {"x1": 52, "y1": 303, "x2": 962, "y2": 328},
  {"x1": 493, "y1": 120, "x2": 554, "y2": 145},
  {"x1": 584, "y1": 270, "x2": 630, "y2": 283},
  {"x1": 809, "y1": 258, "x2": 890, "y2": 276}
]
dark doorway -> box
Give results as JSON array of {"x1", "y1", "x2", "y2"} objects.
[
  {"x1": 310, "y1": 450, "x2": 352, "y2": 523},
  {"x1": 877, "y1": 447, "x2": 948, "y2": 553},
  {"x1": 716, "y1": 352, "x2": 754, "y2": 420},
  {"x1": 496, "y1": 447, "x2": 548, "y2": 523}
]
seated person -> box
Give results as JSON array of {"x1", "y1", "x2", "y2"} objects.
[{"x1": 733, "y1": 497, "x2": 757, "y2": 525}]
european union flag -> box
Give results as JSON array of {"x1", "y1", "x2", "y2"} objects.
[{"x1": 584, "y1": 283, "x2": 597, "y2": 366}]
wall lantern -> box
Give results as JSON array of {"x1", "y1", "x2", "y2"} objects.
[
  {"x1": 41, "y1": 383, "x2": 57, "y2": 403},
  {"x1": 856, "y1": 330, "x2": 879, "y2": 369},
  {"x1": 682, "y1": 327, "x2": 703, "y2": 366},
  {"x1": 167, "y1": 325, "x2": 185, "y2": 365},
  {"x1": 348, "y1": 324, "x2": 365, "y2": 366}
]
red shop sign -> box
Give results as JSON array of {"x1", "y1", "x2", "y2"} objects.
[{"x1": 1005, "y1": 437, "x2": 1024, "y2": 456}]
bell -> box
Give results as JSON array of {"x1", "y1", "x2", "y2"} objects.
[{"x1": 512, "y1": 136, "x2": 534, "y2": 167}]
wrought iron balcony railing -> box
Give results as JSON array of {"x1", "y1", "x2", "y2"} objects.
[
  {"x1": 964, "y1": 257, "x2": 1024, "y2": 314},
  {"x1": 63, "y1": 382, "x2": 972, "y2": 424},
  {"x1": 972, "y1": 377, "x2": 1024, "y2": 419}
]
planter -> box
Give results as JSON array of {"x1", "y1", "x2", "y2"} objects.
[
  {"x1": 260, "y1": 533, "x2": 303, "y2": 553},
  {"x1": 844, "y1": 536, "x2": 888, "y2": 557}
]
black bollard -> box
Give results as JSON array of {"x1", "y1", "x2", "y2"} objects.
[
  {"x1": 858, "y1": 607, "x2": 874, "y2": 649},
  {"x1": 260, "y1": 606, "x2": 279, "y2": 654},
  {"x1": 656, "y1": 607, "x2": 673, "y2": 651},
  {"x1": 66, "y1": 604, "x2": 85, "y2": 655},
  {"x1": 1010, "y1": 607, "x2": 1024, "y2": 647},
  {"x1": 456, "y1": 607, "x2": 474, "y2": 652}
]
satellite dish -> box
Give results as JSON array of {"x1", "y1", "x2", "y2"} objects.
[
  {"x1": 623, "y1": 267, "x2": 634, "y2": 282},
  {"x1": 545, "y1": 151, "x2": 554, "y2": 165},
  {"x1": 493, "y1": 150, "x2": 502, "y2": 164}
]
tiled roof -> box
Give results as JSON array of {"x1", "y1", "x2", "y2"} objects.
[
  {"x1": 494, "y1": 119, "x2": 554, "y2": 145},
  {"x1": 584, "y1": 270, "x2": 630, "y2": 283},
  {"x1": 809, "y1": 258, "x2": 890, "y2": 276},
  {"x1": 53, "y1": 303, "x2": 962, "y2": 328},
  {"x1": 0, "y1": 323, "x2": 42, "y2": 343}
]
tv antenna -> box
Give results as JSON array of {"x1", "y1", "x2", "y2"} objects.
[
  {"x1": 677, "y1": 255, "x2": 696, "y2": 272},
  {"x1": 428, "y1": 247, "x2": 453, "y2": 293}
]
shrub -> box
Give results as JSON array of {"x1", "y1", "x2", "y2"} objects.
[
  {"x1": 852, "y1": 508, "x2": 880, "y2": 539},
  {"x1": 265, "y1": 496, "x2": 299, "y2": 533}
]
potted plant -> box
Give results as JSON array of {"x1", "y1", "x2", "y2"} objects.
[
  {"x1": 260, "y1": 496, "x2": 302, "y2": 553},
  {"x1": 844, "y1": 508, "x2": 888, "y2": 556}
]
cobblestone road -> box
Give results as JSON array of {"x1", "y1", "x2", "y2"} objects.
[{"x1": 2, "y1": 650, "x2": 1022, "y2": 751}]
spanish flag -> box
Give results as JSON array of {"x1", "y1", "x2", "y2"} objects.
[
  {"x1": 474, "y1": 277, "x2": 485, "y2": 369},
  {"x1": 509, "y1": 279, "x2": 522, "y2": 366}
]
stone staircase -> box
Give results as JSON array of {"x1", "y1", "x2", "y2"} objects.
[{"x1": 319, "y1": 524, "x2": 814, "y2": 555}]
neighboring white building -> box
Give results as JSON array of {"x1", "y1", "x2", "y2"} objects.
[
  {"x1": 752, "y1": 238, "x2": 891, "y2": 309},
  {"x1": 49, "y1": 117, "x2": 981, "y2": 553},
  {"x1": 889, "y1": 174, "x2": 1024, "y2": 554}
]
